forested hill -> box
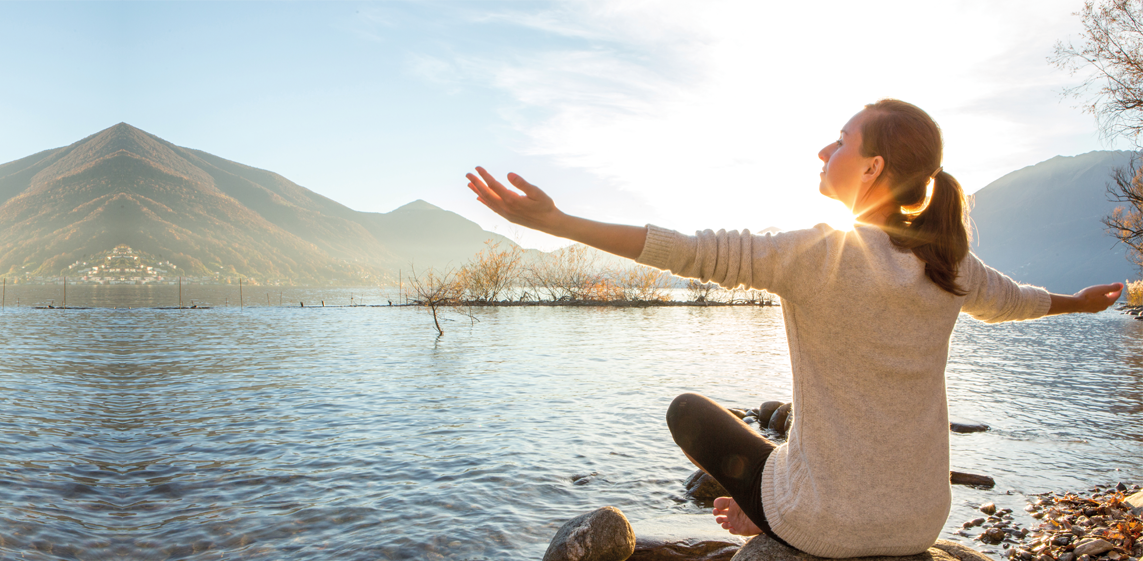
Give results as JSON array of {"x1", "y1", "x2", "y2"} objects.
[
  {"x1": 0, "y1": 123, "x2": 514, "y2": 284},
  {"x1": 970, "y1": 150, "x2": 1137, "y2": 294}
]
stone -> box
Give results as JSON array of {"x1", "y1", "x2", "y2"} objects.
[
  {"x1": 1126, "y1": 490, "x2": 1143, "y2": 515},
  {"x1": 729, "y1": 536, "x2": 990, "y2": 561},
  {"x1": 728, "y1": 408, "x2": 750, "y2": 420},
  {"x1": 980, "y1": 502, "x2": 998, "y2": 515},
  {"x1": 630, "y1": 515, "x2": 746, "y2": 561},
  {"x1": 1073, "y1": 539, "x2": 1115, "y2": 558},
  {"x1": 685, "y1": 470, "x2": 729, "y2": 500},
  {"x1": 757, "y1": 401, "x2": 783, "y2": 426},
  {"x1": 744, "y1": 417, "x2": 758, "y2": 425},
  {"x1": 1059, "y1": 553, "x2": 1076, "y2": 561},
  {"x1": 950, "y1": 472, "x2": 995, "y2": 488},
  {"x1": 542, "y1": 506, "x2": 636, "y2": 561},
  {"x1": 631, "y1": 537, "x2": 742, "y2": 561},
  {"x1": 768, "y1": 403, "x2": 792, "y2": 436},
  {"x1": 949, "y1": 418, "x2": 990, "y2": 433}
]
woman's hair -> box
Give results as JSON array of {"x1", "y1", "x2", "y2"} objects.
[{"x1": 860, "y1": 99, "x2": 970, "y2": 295}]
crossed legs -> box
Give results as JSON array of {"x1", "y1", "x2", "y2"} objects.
[{"x1": 666, "y1": 392, "x2": 790, "y2": 546}]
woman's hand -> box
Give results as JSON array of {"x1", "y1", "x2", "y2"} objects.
[
  {"x1": 466, "y1": 167, "x2": 565, "y2": 235},
  {"x1": 464, "y1": 166, "x2": 649, "y2": 260},
  {"x1": 1047, "y1": 283, "x2": 1124, "y2": 315}
]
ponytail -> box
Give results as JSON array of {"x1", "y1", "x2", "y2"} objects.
[
  {"x1": 883, "y1": 170, "x2": 970, "y2": 295},
  {"x1": 862, "y1": 99, "x2": 970, "y2": 295}
]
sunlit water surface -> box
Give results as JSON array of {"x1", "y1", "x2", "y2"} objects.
[{"x1": 1, "y1": 285, "x2": 1141, "y2": 560}]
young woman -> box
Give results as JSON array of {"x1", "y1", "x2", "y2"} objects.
[{"x1": 465, "y1": 99, "x2": 1122, "y2": 557}]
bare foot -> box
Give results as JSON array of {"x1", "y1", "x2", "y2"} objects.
[{"x1": 712, "y1": 496, "x2": 762, "y2": 536}]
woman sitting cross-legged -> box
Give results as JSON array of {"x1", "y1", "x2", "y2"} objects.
[{"x1": 464, "y1": 99, "x2": 1122, "y2": 558}]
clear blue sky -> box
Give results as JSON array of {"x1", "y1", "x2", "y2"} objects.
[{"x1": 0, "y1": 1, "x2": 1125, "y2": 249}]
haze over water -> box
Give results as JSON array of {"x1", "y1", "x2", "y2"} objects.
[{"x1": 1, "y1": 286, "x2": 1141, "y2": 560}]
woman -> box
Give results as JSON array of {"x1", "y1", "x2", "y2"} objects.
[{"x1": 465, "y1": 99, "x2": 1122, "y2": 557}]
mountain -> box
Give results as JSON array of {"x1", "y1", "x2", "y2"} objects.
[
  {"x1": 970, "y1": 150, "x2": 1138, "y2": 293},
  {"x1": 0, "y1": 123, "x2": 514, "y2": 284}
]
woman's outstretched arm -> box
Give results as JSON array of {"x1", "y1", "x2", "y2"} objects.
[
  {"x1": 466, "y1": 167, "x2": 647, "y2": 260},
  {"x1": 1046, "y1": 283, "x2": 1124, "y2": 315}
]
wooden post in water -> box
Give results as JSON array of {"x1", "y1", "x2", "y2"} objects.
[
  {"x1": 179, "y1": 276, "x2": 183, "y2": 309},
  {"x1": 63, "y1": 276, "x2": 67, "y2": 309},
  {"x1": 239, "y1": 277, "x2": 243, "y2": 310}
]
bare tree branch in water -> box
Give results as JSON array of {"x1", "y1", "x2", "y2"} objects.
[{"x1": 408, "y1": 266, "x2": 461, "y2": 336}]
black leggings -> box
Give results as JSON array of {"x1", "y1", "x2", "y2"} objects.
[{"x1": 666, "y1": 392, "x2": 791, "y2": 547}]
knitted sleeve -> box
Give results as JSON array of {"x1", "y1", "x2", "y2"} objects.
[
  {"x1": 635, "y1": 224, "x2": 832, "y2": 300},
  {"x1": 959, "y1": 252, "x2": 1052, "y2": 323}
]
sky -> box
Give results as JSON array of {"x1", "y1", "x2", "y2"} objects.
[{"x1": 0, "y1": 0, "x2": 1127, "y2": 250}]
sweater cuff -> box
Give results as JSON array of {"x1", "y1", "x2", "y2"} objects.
[
  {"x1": 1030, "y1": 287, "x2": 1052, "y2": 319},
  {"x1": 635, "y1": 224, "x2": 675, "y2": 269}
]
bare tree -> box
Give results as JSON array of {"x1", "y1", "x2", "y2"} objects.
[
  {"x1": 1054, "y1": 1, "x2": 1143, "y2": 268},
  {"x1": 1053, "y1": 0, "x2": 1143, "y2": 142},
  {"x1": 458, "y1": 240, "x2": 523, "y2": 302},
  {"x1": 1104, "y1": 159, "x2": 1143, "y2": 266},
  {"x1": 609, "y1": 265, "x2": 671, "y2": 302},
  {"x1": 686, "y1": 279, "x2": 719, "y2": 303}
]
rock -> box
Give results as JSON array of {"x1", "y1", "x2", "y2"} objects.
[
  {"x1": 980, "y1": 502, "x2": 998, "y2": 515},
  {"x1": 630, "y1": 515, "x2": 746, "y2": 561},
  {"x1": 743, "y1": 416, "x2": 758, "y2": 425},
  {"x1": 1126, "y1": 490, "x2": 1143, "y2": 515},
  {"x1": 1117, "y1": 482, "x2": 1128, "y2": 492},
  {"x1": 757, "y1": 401, "x2": 783, "y2": 425},
  {"x1": 950, "y1": 471, "x2": 995, "y2": 488},
  {"x1": 631, "y1": 537, "x2": 742, "y2": 561},
  {"x1": 949, "y1": 418, "x2": 990, "y2": 433},
  {"x1": 542, "y1": 506, "x2": 636, "y2": 561},
  {"x1": 729, "y1": 536, "x2": 990, "y2": 561},
  {"x1": 685, "y1": 470, "x2": 729, "y2": 500},
  {"x1": 768, "y1": 403, "x2": 792, "y2": 436},
  {"x1": 980, "y1": 527, "x2": 1007, "y2": 545},
  {"x1": 1059, "y1": 553, "x2": 1076, "y2": 561},
  {"x1": 1073, "y1": 538, "x2": 1115, "y2": 557},
  {"x1": 728, "y1": 408, "x2": 750, "y2": 420}
]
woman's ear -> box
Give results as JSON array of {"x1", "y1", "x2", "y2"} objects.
[{"x1": 863, "y1": 155, "x2": 884, "y2": 184}]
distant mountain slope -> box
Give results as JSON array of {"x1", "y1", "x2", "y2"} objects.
[
  {"x1": 970, "y1": 150, "x2": 1137, "y2": 293},
  {"x1": 0, "y1": 123, "x2": 515, "y2": 283}
]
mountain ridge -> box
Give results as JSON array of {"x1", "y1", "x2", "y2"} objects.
[{"x1": 0, "y1": 123, "x2": 515, "y2": 284}]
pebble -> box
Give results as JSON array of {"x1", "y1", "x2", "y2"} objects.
[{"x1": 981, "y1": 502, "x2": 998, "y2": 515}]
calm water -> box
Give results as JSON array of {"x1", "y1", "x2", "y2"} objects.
[{"x1": 1, "y1": 285, "x2": 1141, "y2": 560}]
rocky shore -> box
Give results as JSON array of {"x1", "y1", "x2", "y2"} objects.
[
  {"x1": 955, "y1": 485, "x2": 1142, "y2": 561},
  {"x1": 1117, "y1": 305, "x2": 1143, "y2": 320}
]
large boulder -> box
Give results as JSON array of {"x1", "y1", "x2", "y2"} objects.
[
  {"x1": 730, "y1": 536, "x2": 990, "y2": 561},
  {"x1": 543, "y1": 506, "x2": 636, "y2": 561},
  {"x1": 685, "y1": 470, "x2": 730, "y2": 500}
]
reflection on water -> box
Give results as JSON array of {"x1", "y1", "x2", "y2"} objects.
[{"x1": 0, "y1": 288, "x2": 1141, "y2": 560}]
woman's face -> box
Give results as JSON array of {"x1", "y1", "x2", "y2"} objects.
[{"x1": 818, "y1": 110, "x2": 881, "y2": 212}]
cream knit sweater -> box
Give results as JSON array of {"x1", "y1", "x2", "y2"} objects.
[{"x1": 636, "y1": 223, "x2": 1051, "y2": 558}]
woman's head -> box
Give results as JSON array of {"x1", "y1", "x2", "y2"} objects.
[{"x1": 839, "y1": 99, "x2": 970, "y2": 295}]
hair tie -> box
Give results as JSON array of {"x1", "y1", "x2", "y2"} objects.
[{"x1": 930, "y1": 166, "x2": 943, "y2": 179}]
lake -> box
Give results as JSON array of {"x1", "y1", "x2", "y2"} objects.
[{"x1": 0, "y1": 285, "x2": 1141, "y2": 560}]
